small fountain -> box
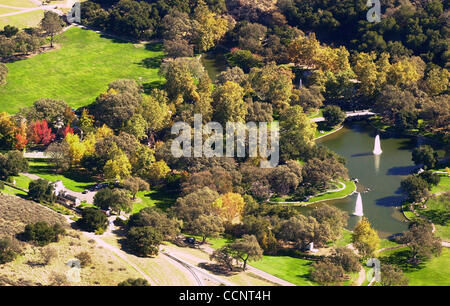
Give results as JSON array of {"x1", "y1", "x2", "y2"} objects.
[
  {"x1": 373, "y1": 135, "x2": 382, "y2": 155},
  {"x1": 353, "y1": 192, "x2": 364, "y2": 217}
]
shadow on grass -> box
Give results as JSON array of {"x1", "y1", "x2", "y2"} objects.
[
  {"x1": 379, "y1": 249, "x2": 426, "y2": 272},
  {"x1": 138, "y1": 54, "x2": 164, "y2": 69},
  {"x1": 420, "y1": 209, "x2": 450, "y2": 226},
  {"x1": 142, "y1": 80, "x2": 164, "y2": 93}
]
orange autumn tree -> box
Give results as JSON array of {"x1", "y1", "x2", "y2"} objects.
[
  {"x1": 15, "y1": 122, "x2": 28, "y2": 150},
  {"x1": 213, "y1": 192, "x2": 245, "y2": 223}
]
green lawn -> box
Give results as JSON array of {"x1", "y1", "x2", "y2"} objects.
[
  {"x1": 0, "y1": 0, "x2": 37, "y2": 8},
  {"x1": 0, "y1": 26, "x2": 165, "y2": 113},
  {"x1": 250, "y1": 256, "x2": 317, "y2": 286},
  {"x1": 27, "y1": 159, "x2": 97, "y2": 192},
  {"x1": 132, "y1": 189, "x2": 177, "y2": 214},
  {"x1": 379, "y1": 247, "x2": 450, "y2": 286},
  {"x1": 420, "y1": 193, "x2": 450, "y2": 241},
  {"x1": 0, "y1": 9, "x2": 43, "y2": 29},
  {"x1": 332, "y1": 229, "x2": 353, "y2": 248},
  {"x1": 314, "y1": 122, "x2": 341, "y2": 139},
  {"x1": 431, "y1": 174, "x2": 450, "y2": 194},
  {"x1": 269, "y1": 180, "x2": 356, "y2": 205}
]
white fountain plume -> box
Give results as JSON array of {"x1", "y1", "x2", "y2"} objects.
[
  {"x1": 353, "y1": 192, "x2": 364, "y2": 217},
  {"x1": 373, "y1": 135, "x2": 382, "y2": 155}
]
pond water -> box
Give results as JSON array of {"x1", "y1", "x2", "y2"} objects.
[{"x1": 300, "y1": 121, "x2": 419, "y2": 238}]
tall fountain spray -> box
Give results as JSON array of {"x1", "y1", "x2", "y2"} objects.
[
  {"x1": 373, "y1": 135, "x2": 382, "y2": 155},
  {"x1": 353, "y1": 192, "x2": 364, "y2": 217}
]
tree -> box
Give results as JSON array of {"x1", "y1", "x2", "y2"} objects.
[
  {"x1": 118, "y1": 278, "x2": 150, "y2": 286},
  {"x1": 280, "y1": 105, "x2": 316, "y2": 161},
  {"x1": 412, "y1": 145, "x2": 438, "y2": 170},
  {"x1": 213, "y1": 192, "x2": 245, "y2": 223},
  {"x1": 401, "y1": 175, "x2": 430, "y2": 203},
  {"x1": 0, "y1": 150, "x2": 28, "y2": 179},
  {"x1": 380, "y1": 264, "x2": 409, "y2": 286},
  {"x1": 0, "y1": 238, "x2": 20, "y2": 264},
  {"x1": 228, "y1": 235, "x2": 263, "y2": 270},
  {"x1": 40, "y1": 11, "x2": 63, "y2": 48},
  {"x1": 103, "y1": 150, "x2": 132, "y2": 181},
  {"x1": 146, "y1": 160, "x2": 170, "y2": 185},
  {"x1": 0, "y1": 112, "x2": 15, "y2": 149},
  {"x1": 91, "y1": 80, "x2": 143, "y2": 130},
  {"x1": 127, "y1": 226, "x2": 163, "y2": 257},
  {"x1": 249, "y1": 62, "x2": 294, "y2": 111},
  {"x1": 418, "y1": 171, "x2": 441, "y2": 188},
  {"x1": 28, "y1": 179, "x2": 55, "y2": 203},
  {"x1": 128, "y1": 207, "x2": 181, "y2": 240},
  {"x1": 322, "y1": 105, "x2": 346, "y2": 127},
  {"x1": 93, "y1": 188, "x2": 132, "y2": 215},
  {"x1": 46, "y1": 141, "x2": 71, "y2": 171},
  {"x1": 175, "y1": 187, "x2": 220, "y2": 224},
  {"x1": 310, "y1": 258, "x2": 346, "y2": 286},
  {"x1": 77, "y1": 207, "x2": 108, "y2": 232},
  {"x1": 193, "y1": 0, "x2": 228, "y2": 52},
  {"x1": 212, "y1": 81, "x2": 247, "y2": 124},
  {"x1": 210, "y1": 246, "x2": 234, "y2": 271},
  {"x1": 332, "y1": 247, "x2": 361, "y2": 273},
  {"x1": 22, "y1": 222, "x2": 65, "y2": 246},
  {"x1": 310, "y1": 204, "x2": 348, "y2": 242},
  {"x1": 290, "y1": 86, "x2": 324, "y2": 113},
  {"x1": 122, "y1": 177, "x2": 149, "y2": 200},
  {"x1": 352, "y1": 217, "x2": 380, "y2": 258},
  {"x1": 28, "y1": 119, "x2": 55, "y2": 146},
  {"x1": 399, "y1": 219, "x2": 442, "y2": 265},
  {"x1": 189, "y1": 214, "x2": 224, "y2": 244}
]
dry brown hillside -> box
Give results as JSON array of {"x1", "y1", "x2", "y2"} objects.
[{"x1": 0, "y1": 194, "x2": 68, "y2": 239}]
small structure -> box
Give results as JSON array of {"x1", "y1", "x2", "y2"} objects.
[
  {"x1": 306, "y1": 242, "x2": 319, "y2": 253},
  {"x1": 51, "y1": 180, "x2": 81, "y2": 208}
]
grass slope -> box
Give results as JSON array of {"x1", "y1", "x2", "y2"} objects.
[
  {"x1": 0, "y1": 26, "x2": 164, "y2": 113},
  {"x1": 0, "y1": 10, "x2": 43, "y2": 29}
]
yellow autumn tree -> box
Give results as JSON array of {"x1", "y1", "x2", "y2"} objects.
[
  {"x1": 213, "y1": 192, "x2": 245, "y2": 224},
  {"x1": 194, "y1": 0, "x2": 229, "y2": 52},
  {"x1": 103, "y1": 149, "x2": 131, "y2": 181},
  {"x1": 352, "y1": 217, "x2": 380, "y2": 258},
  {"x1": 64, "y1": 133, "x2": 86, "y2": 166}
]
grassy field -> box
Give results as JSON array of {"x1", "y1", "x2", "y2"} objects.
[
  {"x1": 431, "y1": 174, "x2": 450, "y2": 194},
  {"x1": 27, "y1": 159, "x2": 97, "y2": 192},
  {"x1": 420, "y1": 193, "x2": 450, "y2": 241},
  {"x1": 0, "y1": 26, "x2": 165, "y2": 113},
  {"x1": 270, "y1": 180, "x2": 356, "y2": 205},
  {"x1": 132, "y1": 189, "x2": 178, "y2": 213},
  {"x1": 379, "y1": 247, "x2": 450, "y2": 286},
  {"x1": 250, "y1": 256, "x2": 316, "y2": 286},
  {"x1": 0, "y1": 0, "x2": 37, "y2": 8},
  {"x1": 0, "y1": 9, "x2": 43, "y2": 29}
]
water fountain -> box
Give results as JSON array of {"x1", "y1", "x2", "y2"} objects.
[
  {"x1": 373, "y1": 135, "x2": 382, "y2": 155},
  {"x1": 353, "y1": 192, "x2": 364, "y2": 216}
]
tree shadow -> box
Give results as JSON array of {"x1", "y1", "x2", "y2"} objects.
[
  {"x1": 375, "y1": 195, "x2": 405, "y2": 207},
  {"x1": 142, "y1": 80, "x2": 164, "y2": 93},
  {"x1": 420, "y1": 209, "x2": 450, "y2": 226},
  {"x1": 145, "y1": 43, "x2": 163, "y2": 52},
  {"x1": 198, "y1": 262, "x2": 236, "y2": 276},
  {"x1": 351, "y1": 152, "x2": 373, "y2": 157},
  {"x1": 386, "y1": 165, "x2": 418, "y2": 176},
  {"x1": 138, "y1": 55, "x2": 164, "y2": 69},
  {"x1": 379, "y1": 249, "x2": 426, "y2": 272}
]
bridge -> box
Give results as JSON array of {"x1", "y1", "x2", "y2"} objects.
[{"x1": 311, "y1": 110, "x2": 376, "y2": 123}]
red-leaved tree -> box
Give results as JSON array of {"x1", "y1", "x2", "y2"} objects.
[{"x1": 29, "y1": 119, "x2": 55, "y2": 146}]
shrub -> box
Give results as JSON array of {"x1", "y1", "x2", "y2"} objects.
[
  {"x1": 76, "y1": 207, "x2": 108, "y2": 232},
  {"x1": 0, "y1": 238, "x2": 21, "y2": 264},
  {"x1": 28, "y1": 179, "x2": 55, "y2": 203},
  {"x1": 322, "y1": 105, "x2": 346, "y2": 127},
  {"x1": 41, "y1": 246, "x2": 57, "y2": 265},
  {"x1": 118, "y1": 278, "x2": 150, "y2": 286},
  {"x1": 22, "y1": 221, "x2": 65, "y2": 246},
  {"x1": 75, "y1": 252, "x2": 92, "y2": 267}
]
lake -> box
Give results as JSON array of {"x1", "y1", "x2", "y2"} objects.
[{"x1": 301, "y1": 121, "x2": 418, "y2": 238}]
